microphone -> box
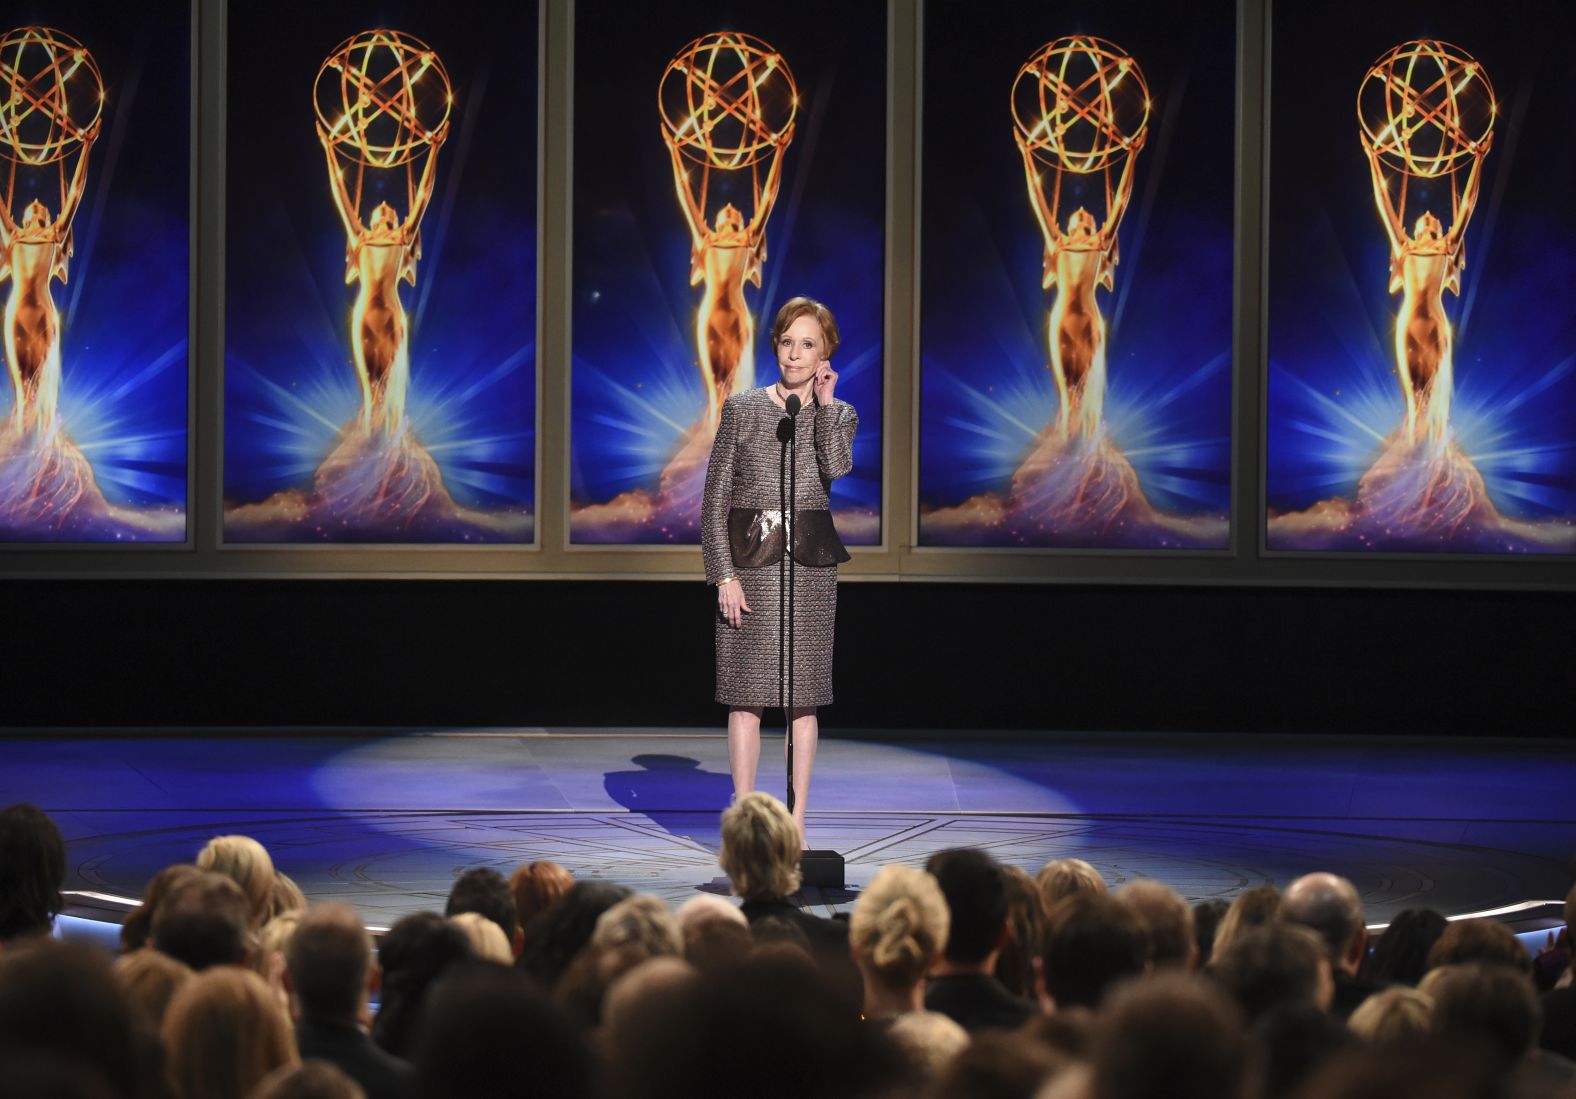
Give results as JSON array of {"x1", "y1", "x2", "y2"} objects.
[
  {"x1": 777, "y1": 393, "x2": 801, "y2": 443},
  {"x1": 785, "y1": 394, "x2": 801, "y2": 418}
]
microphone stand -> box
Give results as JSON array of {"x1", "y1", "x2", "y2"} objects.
[{"x1": 777, "y1": 395, "x2": 801, "y2": 822}]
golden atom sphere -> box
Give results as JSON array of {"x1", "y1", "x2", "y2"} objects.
[
  {"x1": 315, "y1": 29, "x2": 451, "y2": 170},
  {"x1": 0, "y1": 26, "x2": 103, "y2": 166},
  {"x1": 1012, "y1": 36, "x2": 1148, "y2": 175},
  {"x1": 659, "y1": 31, "x2": 797, "y2": 171},
  {"x1": 1358, "y1": 40, "x2": 1495, "y2": 180}
]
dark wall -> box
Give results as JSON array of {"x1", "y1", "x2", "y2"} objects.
[{"x1": 1, "y1": 581, "x2": 1569, "y2": 735}]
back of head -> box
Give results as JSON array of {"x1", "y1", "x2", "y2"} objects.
[
  {"x1": 850, "y1": 864, "x2": 950, "y2": 988},
  {"x1": 1425, "y1": 918, "x2": 1532, "y2": 975},
  {"x1": 444, "y1": 867, "x2": 520, "y2": 945},
  {"x1": 1211, "y1": 884, "x2": 1280, "y2": 959},
  {"x1": 1036, "y1": 858, "x2": 1107, "y2": 906},
  {"x1": 675, "y1": 893, "x2": 747, "y2": 935},
  {"x1": 932, "y1": 1031, "x2": 1067, "y2": 1099},
  {"x1": 719, "y1": 792, "x2": 801, "y2": 902},
  {"x1": 1426, "y1": 962, "x2": 1541, "y2": 1072},
  {"x1": 152, "y1": 871, "x2": 254, "y2": 970},
  {"x1": 416, "y1": 962, "x2": 593, "y2": 1099},
  {"x1": 1192, "y1": 899, "x2": 1231, "y2": 968},
  {"x1": 602, "y1": 956, "x2": 699, "y2": 1050},
  {"x1": 517, "y1": 880, "x2": 634, "y2": 989},
  {"x1": 121, "y1": 863, "x2": 203, "y2": 953},
  {"x1": 510, "y1": 860, "x2": 574, "y2": 929},
  {"x1": 1280, "y1": 873, "x2": 1364, "y2": 964},
  {"x1": 450, "y1": 912, "x2": 514, "y2": 965},
  {"x1": 0, "y1": 802, "x2": 65, "y2": 942},
  {"x1": 1348, "y1": 986, "x2": 1434, "y2": 1047},
  {"x1": 681, "y1": 912, "x2": 753, "y2": 973},
  {"x1": 371, "y1": 911, "x2": 472, "y2": 1058},
  {"x1": 1092, "y1": 974, "x2": 1247, "y2": 1099},
  {"x1": 196, "y1": 835, "x2": 276, "y2": 928},
  {"x1": 162, "y1": 966, "x2": 297, "y2": 1099},
  {"x1": 1296, "y1": 1043, "x2": 1500, "y2": 1099},
  {"x1": 1208, "y1": 922, "x2": 1330, "y2": 1022},
  {"x1": 249, "y1": 1062, "x2": 366, "y2": 1099},
  {"x1": 1114, "y1": 880, "x2": 1196, "y2": 971},
  {"x1": 1363, "y1": 908, "x2": 1447, "y2": 985},
  {"x1": 286, "y1": 903, "x2": 372, "y2": 1023},
  {"x1": 267, "y1": 873, "x2": 308, "y2": 923},
  {"x1": 114, "y1": 946, "x2": 195, "y2": 1032},
  {"x1": 1040, "y1": 892, "x2": 1148, "y2": 1010},
  {"x1": 591, "y1": 894, "x2": 683, "y2": 959},
  {"x1": 925, "y1": 847, "x2": 1008, "y2": 966},
  {"x1": 0, "y1": 940, "x2": 145, "y2": 1099},
  {"x1": 996, "y1": 864, "x2": 1047, "y2": 997},
  {"x1": 885, "y1": 1010, "x2": 969, "y2": 1083},
  {"x1": 1248, "y1": 1003, "x2": 1357, "y2": 1099},
  {"x1": 254, "y1": 910, "x2": 303, "y2": 981}
]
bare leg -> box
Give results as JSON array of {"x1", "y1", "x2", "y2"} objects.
[
  {"x1": 787, "y1": 706, "x2": 818, "y2": 847},
  {"x1": 727, "y1": 707, "x2": 763, "y2": 800}
]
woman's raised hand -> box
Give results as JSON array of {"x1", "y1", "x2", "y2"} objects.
[{"x1": 718, "y1": 578, "x2": 752, "y2": 629}]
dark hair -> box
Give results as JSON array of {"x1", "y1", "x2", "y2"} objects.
[
  {"x1": 1039, "y1": 892, "x2": 1148, "y2": 1009},
  {"x1": 120, "y1": 864, "x2": 203, "y2": 953},
  {"x1": 1093, "y1": 974, "x2": 1247, "y2": 1099},
  {"x1": 924, "y1": 848, "x2": 1008, "y2": 965},
  {"x1": 372, "y1": 911, "x2": 473, "y2": 1058},
  {"x1": 0, "y1": 803, "x2": 66, "y2": 941},
  {"x1": 517, "y1": 881, "x2": 632, "y2": 989},
  {"x1": 1207, "y1": 923, "x2": 1327, "y2": 1023},
  {"x1": 930, "y1": 1032, "x2": 1066, "y2": 1099},
  {"x1": 445, "y1": 868, "x2": 520, "y2": 943},
  {"x1": 994, "y1": 865, "x2": 1047, "y2": 997},
  {"x1": 286, "y1": 904, "x2": 372, "y2": 1022},
  {"x1": 416, "y1": 962, "x2": 592, "y2": 1099},
  {"x1": 1249, "y1": 1003, "x2": 1357, "y2": 1099},
  {"x1": 1425, "y1": 919, "x2": 1532, "y2": 975},
  {"x1": 150, "y1": 871, "x2": 253, "y2": 970},
  {"x1": 1363, "y1": 909, "x2": 1448, "y2": 985},
  {"x1": 0, "y1": 941, "x2": 149, "y2": 1099},
  {"x1": 1115, "y1": 880, "x2": 1196, "y2": 970},
  {"x1": 1428, "y1": 963, "x2": 1542, "y2": 1070},
  {"x1": 1193, "y1": 899, "x2": 1231, "y2": 967}
]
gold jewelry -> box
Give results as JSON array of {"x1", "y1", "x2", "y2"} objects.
[{"x1": 714, "y1": 575, "x2": 738, "y2": 587}]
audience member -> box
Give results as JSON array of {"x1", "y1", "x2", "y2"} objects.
[
  {"x1": 162, "y1": 966, "x2": 297, "y2": 1099},
  {"x1": 449, "y1": 912, "x2": 513, "y2": 964},
  {"x1": 924, "y1": 848, "x2": 1039, "y2": 1032},
  {"x1": 884, "y1": 1010, "x2": 969, "y2": 1083},
  {"x1": 197, "y1": 835, "x2": 277, "y2": 929},
  {"x1": 509, "y1": 860, "x2": 575, "y2": 932},
  {"x1": 931, "y1": 1031, "x2": 1068, "y2": 1099},
  {"x1": 255, "y1": 909, "x2": 304, "y2": 1010},
  {"x1": 555, "y1": 942, "x2": 651, "y2": 1030},
  {"x1": 995, "y1": 864, "x2": 1048, "y2": 997},
  {"x1": 416, "y1": 962, "x2": 594, "y2": 1099},
  {"x1": 1114, "y1": 879, "x2": 1197, "y2": 971},
  {"x1": 1281, "y1": 872, "x2": 1382, "y2": 1018},
  {"x1": 1039, "y1": 891, "x2": 1148, "y2": 1011},
  {"x1": 518, "y1": 880, "x2": 631, "y2": 981},
  {"x1": 848, "y1": 864, "x2": 949, "y2": 1021},
  {"x1": 591, "y1": 894, "x2": 683, "y2": 959},
  {"x1": 0, "y1": 940, "x2": 153, "y2": 1099},
  {"x1": 114, "y1": 946, "x2": 195, "y2": 1032},
  {"x1": 1361, "y1": 908, "x2": 1447, "y2": 986},
  {"x1": 1210, "y1": 884, "x2": 1280, "y2": 959},
  {"x1": 1425, "y1": 918, "x2": 1533, "y2": 975},
  {"x1": 249, "y1": 1061, "x2": 367, "y2": 1099},
  {"x1": 1091, "y1": 974, "x2": 1247, "y2": 1099},
  {"x1": 1249, "y1": 1003, "x2": 1357, "y2": 1099},
  {"x1": 1208, "y1": 922, "x2": 1333, "y2": 1022},
  {"x1": 1192, "y1": 898, "x2": 1231, "y2": 968},
  {"x1": 120, "y1": 863, "x2": 203, "y2": 953},
  {"x1": 152, "y1": 871, "x2": 254, "y2": 970},
  {"x1": 1540, "y1": 882, "x2": 1576, "y2": 1060},
  {"x1": 287, "y1": 904, "x2": 414, "y2": 1099},
  {"x1": 675, "y1": 893, "x2": 746, "y2": 934},
  {"x1": 720, "y1": 793, "x2": 845, "y2": 943},
  {"x1": 371, "y1": 911, "x2": 472, "y2": 1059},
  {"x1": 1036, "y1": 857, "x2": 1107, "y2": 906},
  {"x1": 1022, "y1": 1007, "x2": 1095, "y2": 1061},
  {"x1": 0, "y1": 802, "x2": 66, "y2": 945},
  {"x1": 1428, "y1": 962, "x2": 1576, "y2": 1096},
  {"x1": 673, "y1": 894, "x2": 750, "y2": 971},
  {"x1": 602, "y1": 956, "x2": 699, "y2": 1052},
  {"x1": 268, "y1": 873, "x2": 309, "y2": 923},
  {"x1": 1348, "y1": 986, "x2": 1434, "y2": 1047},
  {"x1": 443, "y1": 868, "x2": 521, "y2": 959}
]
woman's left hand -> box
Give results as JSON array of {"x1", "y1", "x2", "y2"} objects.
[{"x1": 813, "y1": 363, "x2": 837, "y2": 406}]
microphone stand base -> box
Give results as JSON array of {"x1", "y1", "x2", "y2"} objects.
[{"x1": 799, "y1": 849, "x2": 845, "y2": 889}]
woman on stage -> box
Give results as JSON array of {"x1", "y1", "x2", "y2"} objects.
[{"x1": 702, "y1": 297, "x2": 858, "y2": 846}]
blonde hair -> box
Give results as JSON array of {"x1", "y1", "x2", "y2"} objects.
[
  {"x1": 114, "y1": 946, "x2": 194, "y2": 1030},
  {"x1": 719, "y1": 792, "x2": 801, "y2": 901},
  {"x1": 197, "y1": 836, "x2": 276, "y2": 928},
  {"x1": 163, "y1": 966, "x2": 297, "y2": 1099},
  {"x1": 1036, "y1": 859, "x2": 1107, "y2": 905},
  {"x1": 510, "y1": 860, "x2": 574, "y2": 927},
  {"x1": 268, "y1": 873, "x2": 307, "y2": 922},
  {"x1": 1348, "y1": 986, "x2": 1434, "y2": 1046},
  {"x1": 674, "y1": 893, "x2": 747, "y2": 934},
  {"x1": 253, "y1": 910, "x2": 303, "y2": 976},
  {"x1": 850, "y1": 865, "x2": 950, "y2": 987},
  {"x1": 592, "y1": 894, "x2": 683, "y2": 958},
  {"x1": 885, "y1": 1010, "x2": 969, "y2": 1080},
  {"x1": 769, "y1": 297, "x2": 841, "y2": 360},
  {"x1": 1211, "y1": 885, "x2": 1281, "y2": 959},
  {"x1": 449, "y1": 912, "x2": 514, "y2": 965}
]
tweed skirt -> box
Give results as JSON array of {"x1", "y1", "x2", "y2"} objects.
[{"x1": 715, "y1": 559, "x2": 836, "y2": 708}]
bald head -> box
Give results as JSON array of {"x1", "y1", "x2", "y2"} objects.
[{"x1": 1281, "y1": 873, "x2": 1366, "y2": 974}]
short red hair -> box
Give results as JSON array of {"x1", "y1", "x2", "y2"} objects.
[{"x1": 769, "y1": 296, "x2": 841, "y2": 360}]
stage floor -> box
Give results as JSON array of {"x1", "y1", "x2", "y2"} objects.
[{"x1": 4, "y1": 729, "x2": 1572, "y2": 928}]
